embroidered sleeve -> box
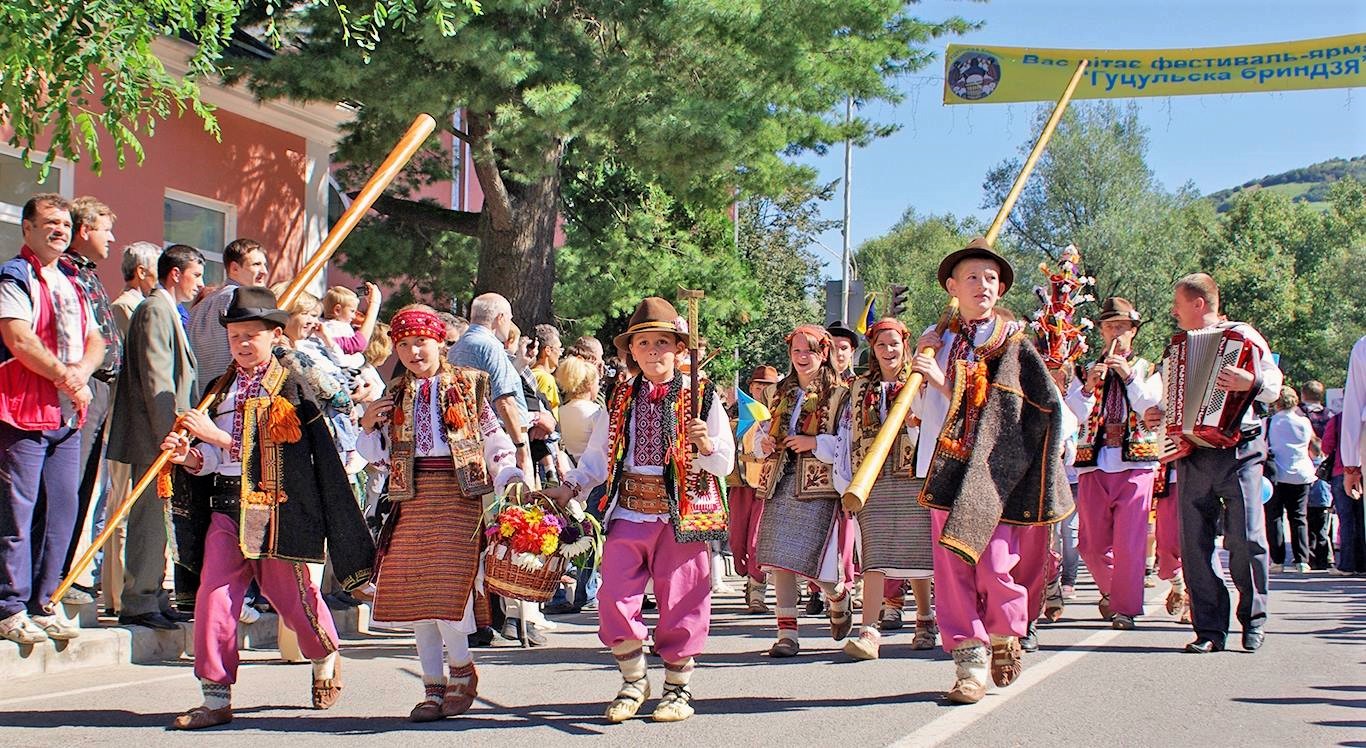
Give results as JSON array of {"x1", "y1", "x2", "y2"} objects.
[
  {"x1": 690, "y1": 390, "x2": 735, "y2": 478},
  {"x1": 563, "y1": 407, "x2": 611, "y2": 500},
  {"x1": 833, "y1": 401, "x2": 853, "y2": 492},
  {"x1": 477, "y1": 398, "x2": 502, "y2": 438}
]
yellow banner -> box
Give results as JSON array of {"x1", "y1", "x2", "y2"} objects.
[{"x1": 943, "y1": 34, "x2": 1366, "y2": 104}]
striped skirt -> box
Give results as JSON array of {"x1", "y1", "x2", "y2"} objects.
[
  {"x1": 755, "y1": 471, "x2": 840, "y2": 580},
  {"x1": 857, "y1": 474, "x2": 933, "y2": 576},
  {"x1": 372, "y1": 469, "x2": 483, "y2": 625}
]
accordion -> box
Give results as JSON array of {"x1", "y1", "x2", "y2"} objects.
[{"x1": 1161, "y1": 327, "x2": 1258, "y2": 458}]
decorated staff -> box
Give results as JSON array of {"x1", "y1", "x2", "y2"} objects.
[
  {"x1": 51, "y1": 113, "x2": 439, "y2": 607},
  {"x1": 1016, "y1": 247, "x2": 1092, "y2": 650},
  {"x1": 679, "y1": 287, "x2": 704, "y2": 420}
]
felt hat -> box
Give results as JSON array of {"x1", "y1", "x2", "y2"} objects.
[
  {"x1": 219, "y1": 286, "x2": 289, "y2": 329},
  {"x1": 748, "y1": 365, "x2": 780, "y2": 384},
  {"x1": 825, "y1": 321, "x2": 859, "y2": 346},
  {"x1": 612, "y1": 297, "x2": 686, "y2": 352},
  {"x1": 1096, "y1": 296, "x2": 1142, "y2": 326},
  {"x1": 936, "y1": 236, "x2": 1016, "y2": 294}
]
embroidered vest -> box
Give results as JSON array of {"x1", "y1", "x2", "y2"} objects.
[
  {"x1": 931, "y1": 317, "x2": 1018, "y2": 465},
  {"x1": 385, "y1": 364, "x2": 493, "y2": 502},
  {"x1": 602, "y1": 374, "x2": 728, "y2": 543},
  {"x1": 1074, "y1": 357, "x2": 1162, "y2": 467},
  {"x1": 755, "y1": 381, "x2": 849, "y2": 500},
  {"x1": 0, "y1": 248, "x2": 90, "y2": 430},
  {"x1": 849, "y1": 363, "x2": 918, "y2": 477}
]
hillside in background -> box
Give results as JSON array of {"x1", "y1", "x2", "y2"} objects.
[{"x1": 1205, "y1": 155, "x2": 1366, "y2": 212}]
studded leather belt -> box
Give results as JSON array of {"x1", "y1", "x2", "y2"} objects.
[{"x1": 618, "y1": 473, "x2": 669, "y2": 515}]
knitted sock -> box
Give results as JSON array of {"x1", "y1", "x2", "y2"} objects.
[
  {"x1": 414, "y1": 622, "x2": 446, "y2": 680},
  {"x1": 421, "y1": 678, "x2": 447, "y2": 705},
  {"x1": 448, "y1": 661, "x2": 476, "y2": 689},
  {"x1": 311, "y1": 651, "x2": 338, "y2": 681},
  {"x1": 952, "y1": 640, "x2": 989, "y2": 684},
  {"x1": 663, "y1": 658, "x2": 694, "y2": 687},
  {"x1": 775, "y1": 606, "x2": 799, "y2": 642},
  {"x1": 611, "y1": 639, "x2": 647, "y2": 681},
  {"x1": 1171, "y1": 572, "x2": 1186, "y2": 594},
  {"x1": 200, "y1": 680, "x2": 231, "y2": 710}
]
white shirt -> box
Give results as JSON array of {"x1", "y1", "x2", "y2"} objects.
[
  {"x1": 1064, "y1": 358, "x2": 1162, "y2": 474},
  {"x1": 563, "y1": 377, "x2": 734, "y2": 525},
  {"x1": 355, "y1": 374, "x2": 524, "y2": 493},
  {"x1": 1268, "y1": 409, "x2": 1316, "y2": 485},
  {"x1": 910, "y1": 317, "x2": 1001, "y2": 479},
  {"x1": 1341, "y1": 335, "x2": 1366, "y2": 469}
]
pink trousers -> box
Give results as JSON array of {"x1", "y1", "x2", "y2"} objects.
[
  {"x1": 597, "y1": 519, "x2": 711, "y2": 663},
  {"x1": 1076, "y1": 468, "x2": 1156, "y2": 618},
  {"x1": 1155, "y1": 481, "x2": 1182, "y2": 581},
  {"x1": 727, "y1": 486, "x2": 765, "y2": 582},
  {"x1": 930, "y1": 509, "x2": 1027, "y2": 652},
  {"x1": 194, "y1": 513, "x2": 339, "y2": 684},
  {"x1": 1015, "y1": 523, "x2": 1052, "y2": 620}
]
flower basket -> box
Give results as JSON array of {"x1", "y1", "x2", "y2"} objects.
[{"x1": 482, "y1": 493, "x2": 600, "y2": 603}]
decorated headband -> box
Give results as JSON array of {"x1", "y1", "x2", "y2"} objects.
[
  {"x1": 388, "y1": 309, "x2": 446, "y2": 343},
  {"x1": 1030, "y1": 245, "x2": 1095, "y2": 370},
  {"x1": 785, "y1": 324, "x2": 833, "y2": 358},
  {"x1": 865, "y1": 317, "x2": 909, "y2": 343}
]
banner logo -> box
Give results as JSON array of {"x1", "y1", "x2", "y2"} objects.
[{"x1": 947, "y1": 51, "x2": 1003, "y2": 101}]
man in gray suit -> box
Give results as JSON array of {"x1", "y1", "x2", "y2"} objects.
[{"x1": 107, "y1": 244, "x2": 204, "y2": 629}]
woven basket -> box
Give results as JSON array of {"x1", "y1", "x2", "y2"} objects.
[{"x1": 483, "y1": 542, "x2": 567, "y2": 603}]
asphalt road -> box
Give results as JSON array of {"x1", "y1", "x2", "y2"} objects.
[{"x1": 1, "y1": 569, "x2": 1362, "y2": 747}]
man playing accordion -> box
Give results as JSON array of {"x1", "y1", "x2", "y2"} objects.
[{"x1": 1150, "y1": 273, "x2": 1282, "y2": 655}]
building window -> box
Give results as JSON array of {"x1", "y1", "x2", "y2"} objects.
[
  {"x1": 164, "y1": 189, "x2": 235, "y2": 285},
  {"x1": 0, "y1": 148, "x2": 73, "y2": 258}
]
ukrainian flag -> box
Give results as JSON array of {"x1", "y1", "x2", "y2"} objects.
[
  {"x1": 855, "y1": 294, "x2": 877, "y2": 335},
  {"x1": 735, "y1": 387, "x2": 772, "y2": 441}
]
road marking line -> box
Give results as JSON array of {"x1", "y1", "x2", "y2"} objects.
[
  {"x1": 0, "y1": 664, "x2": 265, "y2": 708},
  {"x1": 888, "y1": 627, "x2": 1124, "y2": 748}
]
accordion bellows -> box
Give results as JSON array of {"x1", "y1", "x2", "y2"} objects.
[{"x1": 1162, "y1": 326, "x2": 1258, "y2": 458}]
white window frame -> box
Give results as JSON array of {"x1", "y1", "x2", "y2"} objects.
[
  {"x1": 163, "y1": 187, "x2": 236, "y2": 266},
  {"x1": 0, "y1": 143, "x2": 76, "y2": 229}
]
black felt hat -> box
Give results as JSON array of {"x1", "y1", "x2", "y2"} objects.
[{"x1": 219, "y1": 286, "x2": 289, "y2": 329}]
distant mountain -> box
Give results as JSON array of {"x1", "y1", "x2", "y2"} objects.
[{"x1": 1205, "y1": 155, "x2": 1366, "y2": 212}]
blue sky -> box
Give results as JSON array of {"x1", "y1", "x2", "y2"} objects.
[{"x1": 802, "y1": 0, "x2": 1366, "y2": 275}]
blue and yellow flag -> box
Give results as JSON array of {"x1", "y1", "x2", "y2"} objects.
[
  {"x1": 735, "y1": 387, "x2": 772, "y2": 441},
  {"x1": 855, "y1": 294, "x2": 877, "y2": 335}
]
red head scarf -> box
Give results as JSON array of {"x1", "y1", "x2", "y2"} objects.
[{"x1": 388, "y1": 309, "x2": 446, "y2": 343}]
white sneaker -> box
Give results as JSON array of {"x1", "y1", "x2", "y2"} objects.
[
  {"x1": 238, "y1": 605, "x2": 262, "y2": 625},
  {"x1": 1061, "y1": 584, "x2": 1076, "y2": 600},
  {"x1": 1295, "y1": 563, "x2": 1311, "y2": 573},
  {"x1": 0, "y1": 612, "x2": 50, "y2": 645},
  {"x1": 30, "y1": 613, "x2": 80, "y2": 640}
]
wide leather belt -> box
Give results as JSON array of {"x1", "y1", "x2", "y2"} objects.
[
  {"x1": 618, "y1": 473, "x2": 669, "y2": 515},
  {"x1": 209, "y1": 475, "x2": 241, "y2": 515}
]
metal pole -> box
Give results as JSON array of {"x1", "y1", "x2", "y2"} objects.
[{"x1": 840, "y1": 96, "x2": 853, "y2": 323}]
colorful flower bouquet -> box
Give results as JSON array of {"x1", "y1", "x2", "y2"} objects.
[{"x1": 482, "y1": 492, "x2": 601, "y2": 602}]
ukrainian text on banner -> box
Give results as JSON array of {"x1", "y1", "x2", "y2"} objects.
[{"x1": 943, "y1": 34, "x2": 1366, "y2": 104}]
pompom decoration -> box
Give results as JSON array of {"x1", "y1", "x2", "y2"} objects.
[{"x1": 1031, "y1": 244, "x2": 1096, "y2": 370}]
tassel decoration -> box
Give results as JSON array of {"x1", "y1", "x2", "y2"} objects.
[
  {"x1": 267, "y1": 396, "x2": 302, "y2": 443},
  {"x1": 444, "y1": 403, "x2": 466, "y2": 430},
  {"x1": 156, "y1": 462, "x2": 175, "y2": 499},
  {"x1": 969, "y1": 362, "x2": 989, "y2": 408}
]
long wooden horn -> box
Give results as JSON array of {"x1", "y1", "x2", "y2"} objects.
[
  {"x1": 841, "y1": 60, "x2": 1089, "y2": 513},
  {"x1": 51, "y1": 113, "x2": 438, "y2": 607}
]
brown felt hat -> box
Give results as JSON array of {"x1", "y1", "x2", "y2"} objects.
[
  {"x1": 613, "y1": 297, "x2": 687, "y2": 352},
  {"x1": 749, "y1": 365, "x2": 780, "y2": 384},
  {"x1": 1097, "y1": 296, "x2": 1142, "y2": 326},
  {"x1": 936, "y1": 236, "x2": 1015, "y2": 294}
]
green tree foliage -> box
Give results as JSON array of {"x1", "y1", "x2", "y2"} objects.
[
  {"x1": 982, "y1": 102, "x2": 1207, "y2": 361},
  {"x1": 734, "y1": 184, "x2": 834, "y2": 377},
  {"x1": 1194, "y1": 179, "x2": 1366, "y2": 386},
  {"x1": 853, "y1": 209, "x2": 984, "y2": 329},
  {"x1": 0, "y1": 1, "x2": 478, "y2": 172},
  {"x1": 232, "y1": 0, "x2": 973, "y2": 325}
]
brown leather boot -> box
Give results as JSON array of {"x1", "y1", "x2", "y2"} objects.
[{"x1": 441, "y1": 663, "x2": 479, "y2": 717}]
